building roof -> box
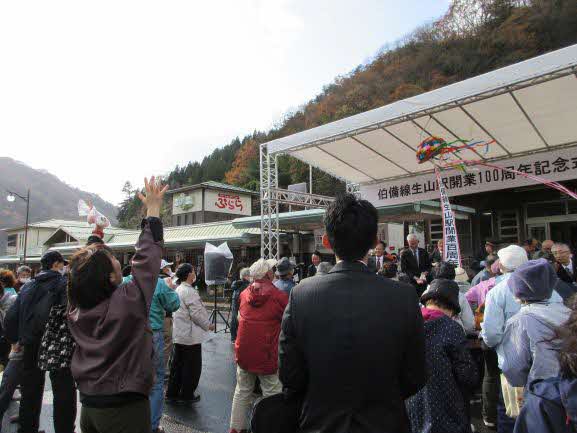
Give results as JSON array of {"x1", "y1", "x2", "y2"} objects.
[
  {"x1": 167, "y1": 181, "x2": 258, "y2": 196},
  {"x1": 262, "y1": 44, "x2": 577, "y2": 186},
  {"x1": 4, "y1": 219, "x2": 125, "y2": 233},
  {"x1": 233, "y1": 201, "x2": 475, "y2": 230},
  {"x1": 49, "y1": 221, "x2": 261, "y2": 252},
  {"x1": 43, "y1": 224, "x2": 137, "y2": 245}
]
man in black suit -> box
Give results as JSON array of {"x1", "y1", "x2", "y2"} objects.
[
  {"x1": 552, "y1": 242, "x2": 577, "y2": 285},
  {"x1": 306, "y1": 251, "x2": 321, "y2": 278},
  {"x1": 400, "y1": 233, "x2": 432, "y2": 296},
  {"x1": 279, "y1": 194, "x2": 426, "y2": 433}
]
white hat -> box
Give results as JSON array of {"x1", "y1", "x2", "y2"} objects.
[
  {"x1": 160, "y1": 259, "x2": 173, "y2": 270},
  {"x1": 454, "y1": 267, "x2": 468, "y2": 282},
  {"x1": 266, "y1": 258, "x2": 277, "y2": 269},
  {"x1": 497, "y1": 245, "x2": 528, "y2": 271},
  {"x1": 250, "y1": 258, "x2": 273, "y2": 280}
]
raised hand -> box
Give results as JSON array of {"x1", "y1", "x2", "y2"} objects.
[{"x1": 137, "y1": 176, "x2": 168, "y2": 218}]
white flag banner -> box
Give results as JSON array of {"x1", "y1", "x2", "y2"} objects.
[{"x1": 436, "y1": 169, "x2": 461, "y2": 267}]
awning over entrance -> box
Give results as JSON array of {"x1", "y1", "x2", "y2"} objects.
[
  {"x1": 263, "y1": 44, "x2": 577, "y2": 186},
  {"x1": 234, "y1": 201, "x2": 475, "y2": 231}
]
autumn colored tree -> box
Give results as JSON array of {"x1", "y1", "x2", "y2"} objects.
[{"x1": 118, "y1": 0, "x2": 577, "y2": 226}]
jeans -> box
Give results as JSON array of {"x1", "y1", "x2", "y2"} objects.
[
  {"x1": 0, "y1": 358, "x2": 23, "y2": 421},
  {"x1": 483, "y1": 347, "x2": 500, "y2": 424},
  {"x1": 163, "y1": 317, "x2": 173, "y2": 371},
  {"x1": 229, "y1": 366, "x2": 282, "y2": 431},
  {"x1": 166, "y1": 344, "x2": 202, "y2": 401},
  {"x1": 230, "y1": 292, "x2": 240, "y2": 341},
  {"x1": 150, "y1": 330, "x2": 165, "y2": 431},
  {"x1": 80, "y1": 398, "x2": 151, "y2": 433}
]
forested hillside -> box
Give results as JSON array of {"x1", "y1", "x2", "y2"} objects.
[
  {"x1": 117, "y1": 0, "x2": 577, "y2": 228},
  {"x1": 0, "y1": 157, "x2": 118, "y2": 253}
]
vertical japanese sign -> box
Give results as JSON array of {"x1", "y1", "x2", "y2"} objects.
[{"x1": 436, "y1": 169, "x2": 461, "y2": 267}]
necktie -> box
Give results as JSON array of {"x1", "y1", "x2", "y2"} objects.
[{"x1": 414, "y1": 249, "x2": 419, "y2": 267}]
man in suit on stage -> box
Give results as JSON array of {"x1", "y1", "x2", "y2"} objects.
[
  {"x1": 368, "y1": 241, "x2": 395, "y2": 274},
  {"x1": 306, "y1": 251, "x2": 321, "y2": 278},
  {"x1": 552, "y1": 242, "x2": 577, "y2": 285},
  {"x1": 400, "y1": 233, "x2": 432, "y2": 296}
]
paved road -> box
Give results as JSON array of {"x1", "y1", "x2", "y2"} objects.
[{"x1": 1, "y1": 329, "x2": 494, "y2": 433}]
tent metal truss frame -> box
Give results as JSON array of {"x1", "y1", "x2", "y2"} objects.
[
  {"x1": 260, "y1": 144, "x2": 336, "y2": 258},
  {"x1": 259, "y1": 49, "x2": 577, "y2": 258}
]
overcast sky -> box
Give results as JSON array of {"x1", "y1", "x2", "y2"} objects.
[{"x1": 0, "y1": 0, "x2": 448, "y2": 205}]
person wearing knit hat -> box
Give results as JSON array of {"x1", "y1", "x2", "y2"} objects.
[
  {"x1": 500, "y1": 259, "x2": 571, "y2": 388},
  {"x1": 407, "y1": 278, "x2": 477, "y2": 433},
  {"x1": 481, "y1": 252, "x2": 566, "y2": 430},
  {"x1": 497, "y1": 244, "x2": 528, "y2": 272},
  {"x1": 480, "y1": 245, "x2": 541, "y2": 429}
]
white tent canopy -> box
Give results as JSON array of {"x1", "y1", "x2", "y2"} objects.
[{"x1": 264, "y1": 44, "x2": 577, "y2": 185}]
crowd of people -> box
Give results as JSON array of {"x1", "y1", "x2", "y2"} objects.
[{"x1": 0, "y1": 179, "x2": 576, "y2": 433}]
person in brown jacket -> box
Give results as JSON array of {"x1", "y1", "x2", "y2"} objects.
[{"x1": 67, "y1": 176, "x2": 167, "y2": 433}]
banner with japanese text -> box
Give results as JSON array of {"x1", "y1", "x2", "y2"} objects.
[
  {"x1": 361, "y1": 147, "x2": 577, "y2": 206},
  {"x1": 436, "y1": 169, "x2": 461, "y2": 267}
]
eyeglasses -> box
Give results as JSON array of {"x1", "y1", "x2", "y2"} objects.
[{"x1": 553, "y1": 250, "x2": 571, "y2": 255}]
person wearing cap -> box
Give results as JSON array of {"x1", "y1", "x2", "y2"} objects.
[
  {"x1": 273, "y1": 257, "x2": 296, "y2": 296},
  {"x1": 406, "y1": 278, "x2": 478, "y2": 433},
  {"x1": 481, "y1": 245, "x2": 564, "y2": 430},
  {"x1": 4, "y1": 250, "x2": 76, "y2": 433},
  {"x1": 500, "y1": 259, "x2": 571, "y2": 388},
  {"x1": 229, "y1": 258, "x2": 288, "y2": 433},
  {"x1": 473, "y1": 240, "x2": 497, "y2": 273},
  {"x1": 427, "y1": 262, "x2": 475, "y2": 334},
  {"x1": 14, "y1": 265, "x2": 32, "y2": 292}
]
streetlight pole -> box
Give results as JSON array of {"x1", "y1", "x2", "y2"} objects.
[{"x1": 6, "y1": 189, "x2": 30, "y2": 265}]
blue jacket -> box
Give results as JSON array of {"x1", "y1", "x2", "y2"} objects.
[
  {"x1": 481, "y1": 273, "x2": 563, "y2": 368},
  {"x1": 274, "y1": 279, "x2": 295, "y2": 296},
  {"x1": 123, "y1": 275, "x2": 180, "y2": 331},
  {"x1": 501, "y1": 302, "x2": 570, "y2": 387},
  {"x1": 514, "y1": 376, "x2": 577, "y2": 433},
  {"x1": 4, "y1": 270, "x2": 67, "y2": 346}
]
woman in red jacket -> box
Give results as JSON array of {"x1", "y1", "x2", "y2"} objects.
[{"x1": 229, "y1": 258, "x2": 288, "y2": 433}]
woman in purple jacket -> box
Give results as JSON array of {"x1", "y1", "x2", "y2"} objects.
[
  {"x1": 68, "y1": 177, "x2": 167, "y2": 433},
  {"x1": 514, "y1": 297, "x2": 577, "y2": 433}
]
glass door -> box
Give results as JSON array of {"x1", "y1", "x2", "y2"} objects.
[{"x1": 527, "y1": 223, "x2": 548, "y2": 242}]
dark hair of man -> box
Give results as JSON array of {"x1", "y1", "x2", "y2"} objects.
[
  {"x1": 433, "y1": 261, "x2": 456, "y2": 280},
  {"x1": 312, "y1": 250, "x2": 321, "y2": 258},
  {"x1": 557, "y1": 296, "x2": 577, "y2": 377},
  {"x1": 523, "y1": 239, "x2": 533, "y2": 247},
  {"x1": 69, "y1": 244, "x2": 116, "y2": 309},
  {"x1": 175, "y1": 263, "x2": 194, "y2": 286},
  {"x1": 376, "y1": 240, "x2": 387, "y2": 248},
  {"x1": 324, "y1": 193, "x2": 378, "y2": 261}
]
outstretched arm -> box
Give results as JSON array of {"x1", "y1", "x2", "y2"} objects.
[{"x1": 131, "y1": 177, "x2": 168, "y2": 308}]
